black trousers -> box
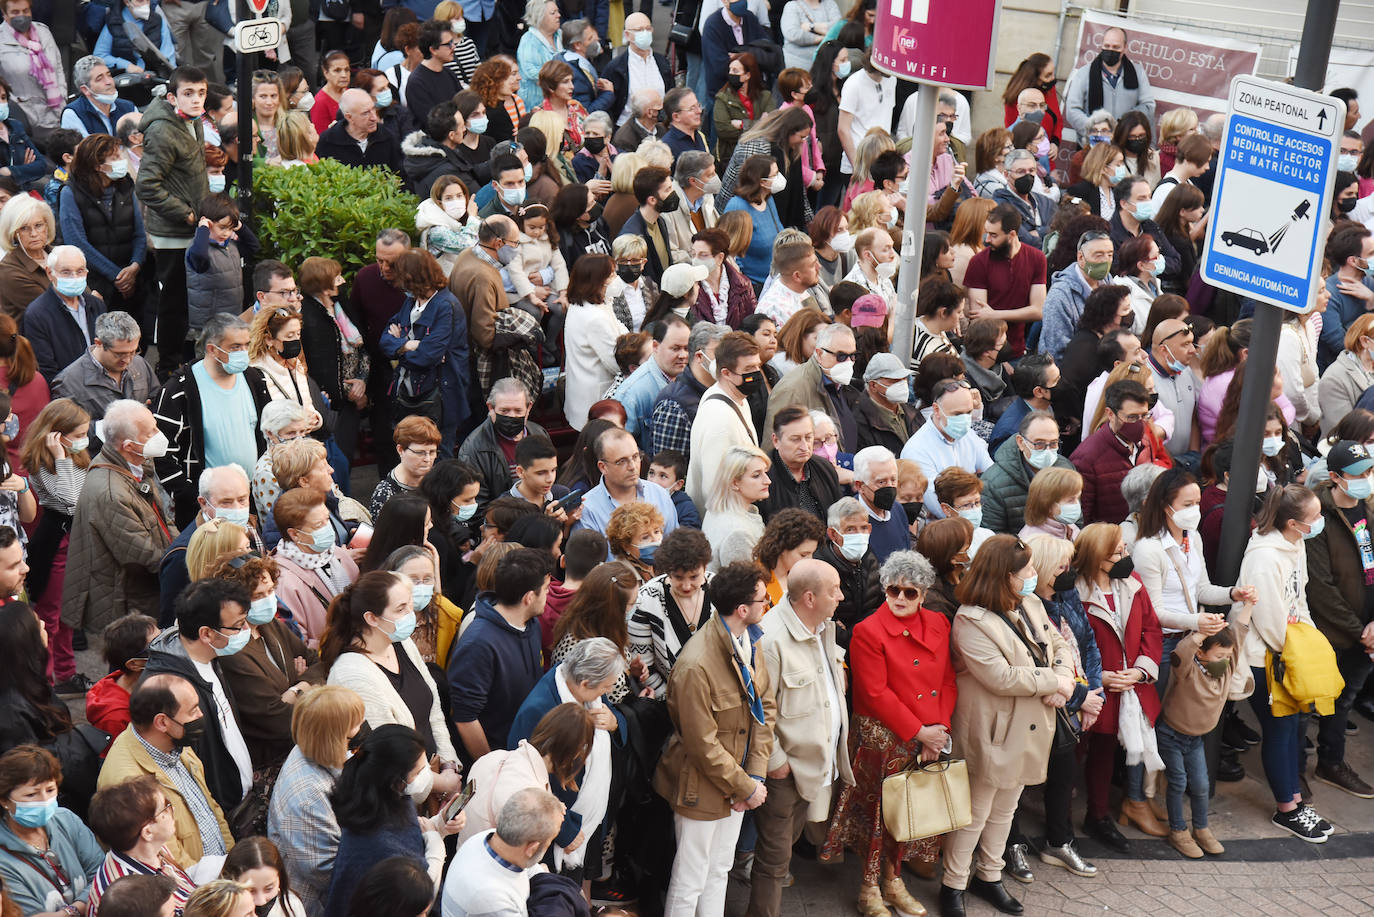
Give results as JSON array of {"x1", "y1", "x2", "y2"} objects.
[{"x1": 154, "y1": 245, "x2": 190, "y2": 376}]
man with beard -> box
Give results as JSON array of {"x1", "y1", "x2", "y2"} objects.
[{"x1": 963, "y1": 203, "x2": 1047, "y2": 360}]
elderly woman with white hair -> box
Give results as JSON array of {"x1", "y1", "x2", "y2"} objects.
[
  {"x1": 253, "y1": 399, "x2": 316, "y2": 520},
  {"x1": 507, "y1": 636, "x2": 628, "y2": 880},
  {"x1": 572, "y1": 110, "x2": 617, "y2": 186},
  {"x1": 1118, "y1": 462, "x2": 1166, "y2": 548},
  {"x1": 822, "y1": 550, "x2": 955, "y2": 917},
  {"x1": 702, "y1": 444, "x2": 772, "y2": 572},
  {"x1": 517, "y1": 0, "x2": 563, "y2": 109},
  {"x1": 0, "y1": 193, "x2": 55, "y2": 318},
  {"x1": 608, "y1": 234, "x2": 659, "y2": 331}
]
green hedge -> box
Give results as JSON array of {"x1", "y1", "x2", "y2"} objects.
[{"x1": 251, "y1": 158, "x2": 419, "y2": 278}]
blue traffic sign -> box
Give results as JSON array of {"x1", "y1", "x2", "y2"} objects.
[{"x1": 1201, "y1": 76, "x2": 1345, "y2": 313}]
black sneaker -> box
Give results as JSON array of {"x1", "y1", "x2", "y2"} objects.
[
  {"x1": 1215, "y1": 755, "x2": 1246, "y2": 783},
  {"x1": 1227, "y1": 711, "x2": 1262, "y2": 746},
  {"x1": 53, "y1": 674, "x2": 94, "y2": 696},
  {"x1": 1271, "y1": 807, "x2": 1328, "y2": 843},
  {"x1": 1315, "y1": 761, "x2": 1374, "y2": 798},
  {"x1": 1346, "y1": 719, "x2": 1359, "y2": 737},
  {"x1": 589, "y1": 883, "x2": 637, "y2": 907},
  {"x1": 1299, "y1": 804, "x2": 1334, "y2": 836}
]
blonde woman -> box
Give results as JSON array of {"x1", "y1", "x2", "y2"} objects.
[
  {"x1": 601, "y1": 151, "x2": 645, "y2": 237},
  {"x1": 276, "y1": 111, "x2": 320, "y2": 167},
  {"x1": 248, "y1": 306, "x2": 325, "y2": 431},
  {"x1": 268, "y1": 685, "x2": 367, "y2": 915},
  {"x1": 847, "y1": 189, "x2": 897, "y2": 236},
  {"x1": 528, "y1": 107, "x2": 573, "y2": 195},
  {"x1": 608, "y1": 234, "x2": 657, "y2": 331},
  {"x1": 1157, "y1": 107, "x2": 1198, "y2": 173},
  {"x1": 184, "y1": 879, "x2": 254, "y2": 917},
  {"x1": 186, "y1": 517, "x2": 251, "y2": 582},
  {"x1": 701, "y1": 445, "x2": 772, "y2": 572},
  {"x1": 1020, "y1": 466, "x2": 1085, "y2": 541},
  {"x1": 1064, "y1": 142, "x2": 1126, "y2": 220},
  {"x1": 251, "y1": 70, "x2": 287, "y2": 161},
  {"x1": 606, "y1": 503, "x2": 665, "y2": 585},
  {"x1": 842, "y1": 128, "x2": 897, "y2": 211},
  {"x1": 0, "y1": 194, "x2": 55, "y2": 317}
]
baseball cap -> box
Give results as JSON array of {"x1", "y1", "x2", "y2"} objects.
[
  {"x1": 660, "y1": 262, "x2": 709, "y2": 297},
  {"x1": 863, "y1": 352, "x2": 908, "y2": 383},
  {"x1": 1328, "y1": 440, "x2": 1374, "y2": 477},
  {"x1": 850, "y1": 293, "x2": 888, "y2": 328}
]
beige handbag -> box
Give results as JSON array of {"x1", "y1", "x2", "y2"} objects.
[{"x1": 880, "y1": 758, "x2": 972, "y2": 843}]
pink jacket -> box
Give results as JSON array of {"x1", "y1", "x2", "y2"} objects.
[
  {"x1": 779, "y1": 101, "x2": 823, "y2": 187},
  {"x1": 272, "y1": 546, "x2": 360, "y2": 648}
]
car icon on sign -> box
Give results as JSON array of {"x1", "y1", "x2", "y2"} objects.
[{"x1": 1221, "y1": 228, "x2": 1269, "y2": 255}]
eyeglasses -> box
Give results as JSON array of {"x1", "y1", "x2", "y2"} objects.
[
  {"x1": 270, "y1": 288, "x2": 302, "y2": 300},
  {"x1": 405, "y1": 447, "x2": 439, "y2": 459},
  {"x1": 1025, "y1": 439, "x2": 1060, "y2": 450},
  {"x1": 1116, "y1": 411, "x2": 1149, "y2": 423},
  {"x1": 214, "y1": 621, "x2": 249, "y2": 636},
  {"x1": 884, "y1": 584, "x2": 921, "y2": 600},
  {"x1": 820, "y1": 346, "x2": 856, "y2": 362},
  {"x1": 604, "y1": 451, "x2": 642, "y2": 469}
]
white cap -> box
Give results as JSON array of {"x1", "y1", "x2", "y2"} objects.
[{"x1": 660, "y1": 262, "x2": 709, "y2": 297}]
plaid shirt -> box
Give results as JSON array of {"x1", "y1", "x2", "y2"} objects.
[
  {"x1": 135, "y1": 732, "x2": 226, "y2": 857},
  {"x1": 266, "y1": 747, "x2": 341, "y2": 917},
  {"x1": 650, "y1": 398, "x2": 692, "y2": 458}
]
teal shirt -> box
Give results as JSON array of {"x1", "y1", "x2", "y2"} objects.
[{"x1": 193, "y1": 362, "x2": 260, "y2": 479}]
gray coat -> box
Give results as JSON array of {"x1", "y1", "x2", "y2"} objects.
[{"x1": 1063, "y1": 58, "x2": 1156, "y2": 135}]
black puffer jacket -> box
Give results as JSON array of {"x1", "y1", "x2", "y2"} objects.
[{"x1": 815, "y1": 538, "x2": 881, "y2": 649}]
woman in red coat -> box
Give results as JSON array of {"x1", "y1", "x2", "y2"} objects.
[
  {"x1": 822, "y1": 550, "x2": 957, "y2": 917},
  {"x1": 1002, "y1": 53, "x2": 1063, "y2": 147},
  {"x1": 1073, "y1": 522, "x2": 1166, "y2": 852}
]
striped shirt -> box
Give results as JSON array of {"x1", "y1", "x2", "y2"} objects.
[
  {"x1": 88, "y1": 850, "x2": 196, "y2": 917},
  {"x1": 135, "y1": 732, "x2": 227, "y2": 858},
  {"x1": 628, "y1": 572, "x2": 714, "y2": 698}
]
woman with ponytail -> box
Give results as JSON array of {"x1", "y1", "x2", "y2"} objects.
[
  {"x1": 1195, "y1": 320, "x2": 1251, "y2": 445},
  {"x1": 322, "y1": 571, "x2": 461, "y2": 802}
]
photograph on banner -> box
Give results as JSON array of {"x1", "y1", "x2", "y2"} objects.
[{"x1": 1069, "y1": 10, "x2": 1261, "y2": 141}]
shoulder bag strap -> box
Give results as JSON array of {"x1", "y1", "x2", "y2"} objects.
[
  {"x1": 1162, "y1": 543, "x2": 1198, "y2": 617},
  {"x1": 705, "y1": 393, "x2": 753, "y2": 439}
]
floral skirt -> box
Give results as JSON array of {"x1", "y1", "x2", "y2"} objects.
[{"x1": 820, "y1": 716, "x2": 942, "y2": 886}]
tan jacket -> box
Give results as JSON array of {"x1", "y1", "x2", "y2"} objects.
[
  {"x1": 449, "y1": 247, "x2": 507, "y2": 351},
  {"x1": 654, "y1": 615, "x2": 776, "y2": 821},
  {"x1": 98, "y1": 726, "x2": 233, "y2": 864},
  {"x1": 663, "y1": 180, "x2": 719, "y2": 265},
  {"x1": 758, "y1": 599, "x2": 854, "y2": 802},
  {"x1": 950, "y1": 596, "x2": 1073, "y2": 789}
]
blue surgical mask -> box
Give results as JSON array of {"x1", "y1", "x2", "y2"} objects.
[
  {"x1": 55, "y1": 276, "x2": 87, "y2": 298},
  {"x1": 375, "y1": 88, "x2": 393, "y2": 109},
  {"x1": 216, "y1": 627, "x2": 250, "y2": 656},
  {"x1": 94, "y1": 91, "x2": 120, "y2": 106},
  {"x1": 0, "y1": 104, "x2": 10, "y2": 123},
  {"x1": 11, "y1": 799, "x2": 58, "y2": 827},
  {"x1": 1027, "y1": 446, "x2": 1058, "y2": 470},
  {"x1": 302, "y1": 525, "x2": 335, "y2": 553},
  {"x1": 523, "y1": 163, "x2": 533, "y2": 182},
  {"x1": 386, "y1": 610, "x2": 417, "y2": 643},
  {"x1": 1111, "y1": 164, "x2": 1128, "y2": 183},
  {"x1": 941, "y1": 412, "x2": 971, "y2": 440},
  {"x1": 728, "y1": 0, "x2": 747, "y2": 14},
  {"x1": 1018, "y1": 573, "x2": 1038, "y2": 596},
  {"x1": 633, "y1": 29, "x2": 654, "y2": 50},
  {"x1": 637, "y1": 542, "x2": 659, "y2": 565},
  {"x1": 957, "y1": 506, "x2": 983, "y2": 528},
  {"x1": 1339, "y1": 153, "x2": 1358, "y2": 173},
  {"x1": 468, "y1": 115, "x2": 488, "y2": 134},
  {"x1": 247, "y1": 593, "x2": 277, "y2": 625},
  {"x1": 217, "y1": 346, "x2": 250, "y2": 374},
  {"x1": 1261, "y1": 435, "x2": 1284, "y2": 457},
  {"x1": 454, "y1": 503, "x2": 478, "y2": 522},
  {"x1": 839, "y1": 531, "x2": 869, "y2": 561},
  {"x1": 836, "y1": 60, "x2": 852, "y2": 79},
  {"x1": 1302, "y1": 516, "x2": 1325, "y2": 540},
  {"x1": 215, "y1": 504, "x2": 250, "y2": 528},
  {"x1": 1056, "y1": 501, "x2": 1083, "y2": 525},
  {"x1": 208, "y1": 173, "x2": 227, "y2": 193},
  {"x1": 411, "y1": 583, "x2": 434, "y2": 610},
  {"x1": 1131, "y1": 199, "x2": 1157, "y2": 222},
  {"x1": 1345, "y1": 476, "x2": 1374, "y2": 501},
  {"x1": 502, "y1": 185, "x2": 526, "y2": 207}
]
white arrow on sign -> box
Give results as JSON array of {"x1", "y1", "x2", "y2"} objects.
[
  {"x1": 233, "y1": 17, "x2": 281, "y2": 54},
  {"x1": 1232, "y1": 77, "x2": 1339, "y2": 137}
]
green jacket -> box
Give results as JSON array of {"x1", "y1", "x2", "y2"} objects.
[
  {"x1": 713, "y1": 87, "x2": 776, "y2": 167},
  {"x1": 135, "y1": 99, "x2": 208, "y2": 243},
  {"x1": 981, "y1": 434, "x2": 1075, "y2": 534}
]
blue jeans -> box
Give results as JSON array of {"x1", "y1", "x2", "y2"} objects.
[
  {"x1": 1156, "y1": 632, "x2": 1185, "y2": 702},
  {"x1": 1156, "y1": 722, "x2": 1209, "y2": 830},
  {"x1": 1246, "y1": 666, "x2": 1303, "y2": 805}
]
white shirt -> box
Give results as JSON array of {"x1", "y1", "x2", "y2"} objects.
[
  {"x1": 442, "y1": 830, "x2": 543, "y2": 917},
  {"x1": 755, "y1": 279, "x2": 811, "y2": 326},
  {"x1": 900, "y1": 420, "x2": 992, "y2": 517},
  {"x1": 1154, "y1": 529, "x2": 1204, "y2": 633},
  {"x1": 191, "y1": 657, "x2": 254, "y2": 795},
  {"x1": 841, "y1": 261, "x2": 897, "y2": 313},
  {"x1": 839, "y1": 72, "x2": 895, "y2": 173},
  {"x1": 620, "y1": 50, "x2": 667, "y2": 126},
  {"x1": 699, "y1": 0, "x2": 768, "y2": 29}
]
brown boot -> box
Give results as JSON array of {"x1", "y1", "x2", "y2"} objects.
[
  {"x1": 1192, "y1": 826, "x2": 1225, "y2": 855},
  {"x1": 1118, "y1": 799, "x2": 1169, "y2": 837},
  {"x1": 1168, "y1": 829, "x2": 1204, "y2": 858}
]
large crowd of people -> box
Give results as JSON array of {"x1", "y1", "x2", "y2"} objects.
[{"x1": 0, "y1": 4, "x2": 1370, "y2": 917}]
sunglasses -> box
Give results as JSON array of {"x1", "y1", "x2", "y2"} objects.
[{"x1": 885, "y1": 584, "x2": 921, "y2": 601}]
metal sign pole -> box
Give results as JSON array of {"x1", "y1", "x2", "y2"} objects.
[
  {"x1": 1213, "y1": 0, "x2": 1341, "y2": 584},
  {"x1": 891, "y1": 82, "x2": 939, "y2": 370},
  {"x1": 236, "y1": 0, "x2": 255, "y2": 294}
]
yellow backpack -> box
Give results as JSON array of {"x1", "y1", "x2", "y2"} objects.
[{"x1": 1266, "y1": 621, "x2": 1344, "y2": 717}]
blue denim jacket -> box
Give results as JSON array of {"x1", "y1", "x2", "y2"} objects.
[{"x1": 1044, "y1": 588, "x2": 1104, "y2": 711}]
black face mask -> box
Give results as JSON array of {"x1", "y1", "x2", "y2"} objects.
[
  {"x1": 173, "y1": 716, "x2": 206, "y2": 749},
  {"x1": 347, "y1": 720, "x2": 372, "y2": 753},
  {"x1": 1038, "y1": 80, "x2": 1056, "y2": 92},
  {"x1": 583, "y1": 135, "x2": 606, "y2": 154},
  {"x1": 1098, "y1": 49, "x2": 1122, "y2": 67},
  {"x1": 736, "y1": 371, "x2": 764, "y2": 397},
  {"x1": 617, "y1": 263, "x2": 644, "y2": 284},
  {"x1": 492, "y1": 413, "x2": 527, "y2": 438},
  {"x1": 1053, "y1": 568, "x2": 1077, "y2": 593},
  {"x1": 1147, "y1": 391, "x2": 1159, "y2": 409},
  {"x1": 1013, "y1": 174, "x2": 1036, "y2": 196},
  {"x1": 901, "y1": 501, "x2": 923, "y2": 524},
  {"x1": 255, "y1": 897, "x2": 278, "y2": 917},
  {"x1": 1337, "y1": 197, "x2": 1357, "y2": 214},
  {"x1": 281, "y1": 339, "x2": 303, "y2": 360},
  {"x1": 587, "y1": 201, "x2": 604, "y2": 223},
  {"x1": 727, "y1": 73, "x2": 743, "y2": 90},
  {"x1": 871, "y1": 485, "x2": 897, "y2": 511},
  {"x1": 1124, "y1": 137, "x2": 1149, "y2": 155},
  {"x1": 657, "y1": 191, "x2": 681, "y2": 213},
  {"x1": 1108, "y1": 556, "x2": 1135, "y2": 579}
]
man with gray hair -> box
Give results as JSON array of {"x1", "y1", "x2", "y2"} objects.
[
  {"x1": 63, "y1": 399, "x2": 179, "y2": 634},
  {"x1": 991, "y1": 148, "x2": 1055, "y2": 249},
  {"x1": 850, "y1": 445, "x2": 911, "y2": 562},
  {"x1": 764, "y1": 322, "x2": 858, "y2": 451},
  {"x1": 649, "y1": 321, "x2": 729, "y2": 457},
  {"x1": 152, "y1": 312, "x2": 272, "y2": 527},
  {"x1": 52, "y1": 310, "x2": 159, "y2": 424},
  {"x1": 61, "y1": 56, "x2": 136, "y2": 137},
  {"x1": 664, "y1": 149, "x2": 720, "y2": 262},
  {"x1": 450, "y1": 216, "x2": 530, "y2": 402},
  {"x1": 815, "y1": 496, "x2": 881, "y2": 646},
  {"x1": 561, "y1": 19, "x2": 614, "y2": 113},
  {"x1": 443, "y1": 787, "x2": 564, "y2": 917},
  {"x1": 23, "y1": 245, "x2": 107, "y2": 380},
  {"x1": 158, "y1": 464, "x2": 262, "y2": 625},
  {"x1": 614, "y1": 87, "x2": 664, "y2": 152},
  {"x1": 317, "y1": 88, "x2": 402, "y2": 173}
]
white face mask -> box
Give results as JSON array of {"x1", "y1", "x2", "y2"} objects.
[
  {"x1": 296, "y1": 91, "x2": 315, "y2": 111},
  {"x1": 404, "y1": 765, "x2": 434, "y2": 801},
  {"x1": 768, "y1": 173, "x2": 787, "y2": 194},
  {"x1": 443, "y1": 199, "x2": 467, "y2": 220},
  {"x1": 827, "y1": 358, "x2": 854, "y2": 386},
  {"x1": 874, "y1": 257, "x2": 897, "y2": 280},
  {"x1": 1171, "y1": 505, "x2": 1202, "y2": 532},
  {"x1": 884, "y1": 380, "x2": 909, "y2": 403},
  {"x1": 829, "y1": 230, "x2": 854, "y2": 253}
]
